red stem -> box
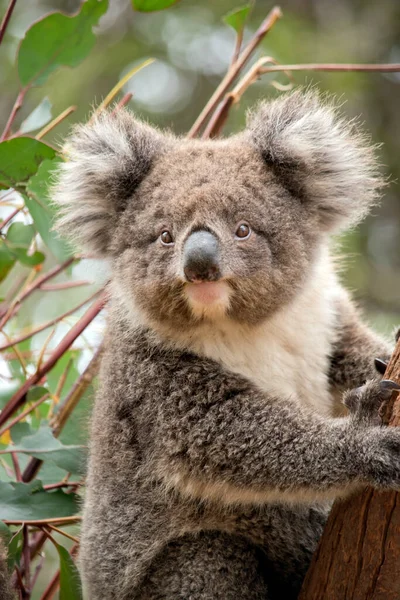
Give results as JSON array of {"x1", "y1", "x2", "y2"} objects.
[
  {"x1": 0, "y1": 291, "x2": 107, "y2": 427},
  {"x1": 0, "y1": 0, "x2": 17, "y2": 45},
  {"x1": 187, "y1": 6, "x2": 282, "y2": 138},
  {"x1": 0, "y1": 289, "x2": 101, "y2": 351},
  {"x1": 0, "y1": 206, "x2": 22, "y2": 230},
  {"x1": 1, "y1": 87, "x2": 28, "y2": 142},
  {"x1": 0, "y1": 257, "x2": 75, "y2": 326}
]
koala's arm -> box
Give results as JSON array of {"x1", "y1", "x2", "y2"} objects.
[
  {"x1": 150, "y1": 350, "x2": 400, "y2": 505},
  {"x1": 329, "y1": 291, "x2": 392, "y2": 391}
]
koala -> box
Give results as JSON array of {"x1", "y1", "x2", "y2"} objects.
[
  {"x1": 0, "y1": 539, "x2": 14, "y2": 600},
  {"x1": 53, "y1": 90, "x2": 400, "y2": 600}
]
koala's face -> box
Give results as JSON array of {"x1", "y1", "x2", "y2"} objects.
[
  {"x1": 112, "y1": 142, "x2": 317, "y2": 329},
  {"x1": 54, "y1": 91, "x2": 382, "y2": 331}
]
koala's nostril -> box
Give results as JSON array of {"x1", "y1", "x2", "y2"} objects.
[{"x1": 183, "y1": 230, "x2": 221, "y2": 283}]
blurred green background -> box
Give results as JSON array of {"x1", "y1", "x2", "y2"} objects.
[
  {"x1": 0, "y1": 0, "x2": 399, "y2": 596},
  {"x1": 1, "y1": 0, "x2": 400, "y2": 333}
]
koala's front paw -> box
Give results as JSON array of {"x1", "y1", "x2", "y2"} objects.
[
  {"x1": 343, "y1": 379, "x2": 400, "y2": 426},
  {"x1": 362, "y1": 427, "x2": 400, "y2": 490}
]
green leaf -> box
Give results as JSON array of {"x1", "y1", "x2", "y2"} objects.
[
  {"x1": 11, "y1": 248, "x2": 45, "y2": 266},
  {"x1": 1, "y1": 424, "x2": 87, "y2": 474},
  {"x1": 131, "y1": 0, "x2": 181, "y2": 12},
  {"x1": 27, "y1": 386, "x2": 49, "y2": 403},
  {"x1": 10, "y1": 422, "x2": 32, "y2": 445},
  {"x1": 6, "y1": 223, "x2": 35, "y2": 249},
  {"x1": 0, "y1": 137, "x2": 55, "y2": 189},
  {"x1": 20, "y1": 97, "x2": 52, "y2": 134},
  {"x1": 4, "y1": 222, "x2": 45, "y2": 266},
  {"x1": 18, "y1": 0, "x2": 108, "y2": 87},
  {"x1": 57, "y1": 543, "x2": 83, "y2": 600},
  {"x1": 223, "y1": 4, "x2": 252, "y2": 34},
  {"x1": 0, "y1": 480, "x2": 79, "y2": 521},
  {"x1": 26, "y1": 158, "x2": 72, "y2": 262},
  {"x1": 0, "y1": 240, "x2": 16, "y2": 282},
  {"x1": 6, "y1": 527, "x2": 23, "y2": 571}
]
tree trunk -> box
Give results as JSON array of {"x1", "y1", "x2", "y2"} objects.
[{"x1": 299, "y1": 341, "x2": 400, "y2": 600}]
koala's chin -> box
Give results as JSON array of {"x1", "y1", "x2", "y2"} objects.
[{"x1": 184, "y1": 281, "x2": 231, "y2": 321}]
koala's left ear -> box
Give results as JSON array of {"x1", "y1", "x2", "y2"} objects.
[
  {"x1": 246, "y1": 90, "x2": 385, "y2": 232},
  {"x1": 53, "y1": 109, "x2": 168, "y2": 257}
]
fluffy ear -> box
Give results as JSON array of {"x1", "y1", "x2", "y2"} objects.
[
  {"x1": 246, "y1": 90, "x2": 385, "y2": 231},
  {"x1": 52, "y1": 109, "x2": 167, "y2": 256}
]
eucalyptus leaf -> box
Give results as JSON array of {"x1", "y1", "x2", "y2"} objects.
[
  {"x1": 0, "y1": 425, "x2": 87, "y2": 474},
  {"x1": 57, "y1": 543, "x2": 83, "y2": 600},
  {"x1": 18, "y1": 0, "x2": 108, "y2": 87},
  {"x1": 0, "y1": 138, "x2": 55, "y2": 189},
  {"x1": 10, "y1": 248, "x2": 45, "y2": 266},
  {"x1": 0, "y1": 480, "x2": 79, "y2": 521},
  {"x1": 20, "y1": 97, "x2": 52, "y2": 134},
  {"x1": 6, "y1": 527, "x2": 23, "y2": 571},
  {"x1": 0, "y1": 240, "x2": 16, "y2": 282},
  {"x1": 223, "y1": 4, "x2": 251, "y2": 34},
  {"x1": 6, "y1": 223, "x2": 35, "y2": 249},
  {"x1": 132, "y1": 0, "x2": 181, "y2": 12},
  {"x1": 26, "y1": 157, "x2": 72, "y2": 262}
]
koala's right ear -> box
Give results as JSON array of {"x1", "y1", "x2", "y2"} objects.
[{"x1": 53, "y1": 110, "x2": 167, "y2": 257}]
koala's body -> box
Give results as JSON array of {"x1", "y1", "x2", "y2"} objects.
[{"x1": 53, "y1": 91, "x2": 400, "y2": 600}]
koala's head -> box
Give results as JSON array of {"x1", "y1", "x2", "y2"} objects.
[{"x1": 53, "y1": 90, "x2": 383, "y2": 331}]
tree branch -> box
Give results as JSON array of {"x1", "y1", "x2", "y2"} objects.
[
  {"x1": 300, "y1": 337, "x2": 400, "y2": 599},
  {"x1": 187, "y1": 6, "x2": 282, "y2": 138},
  {"x1": 0, "y1": 292, "x2": 106, "y2": 427},
  {"x1": 0, "y1": 0, "x2": 17, "y2": 45},
  {"x1": 0, "y1": 289, "x2": 101, "y2": 351},
  {"x1": 1, "y1": 87, "x2": 28, "y2": 142}
]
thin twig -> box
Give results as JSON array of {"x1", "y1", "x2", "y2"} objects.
[
  {"x1": 4, "y1": 516, "x2": 81, "y2": 526},
  {"x1": 51, "y1": 344, "x2": 102, "y2": 436},
  {"x1": 21, "y1": 343, "x2": 103, "y2": 482},
  {"x1": 1, "y1": 87, "x2": 29, "y2": 142},
  {"x1": 0, "y1": 291, "x2": 107, "y2": 427},
  {"x1": 30, "y1": 554, "x2": 45, "y2": 591},
  {"x1": 230, "y1": 28, "x2": 244, "y2": 68},
  {"x1": 40, "y1": 280, "x2": 90, "y2": 291},
  {"x1": 0, "y1": 393, "x2": 50, "y2": 438},
  {"x1": 45, "y1": 524, "x2": 79, "y2": 544},
  {"x1": 0, "y1": 206, "x2": 22, "y2": 230},
  {"x1": 43, "y1": 480, "x2": 81, "y2": 491},
  {"x1": 258, "y1": 62, "x2": 400, "y2": 73},
  {"x1": 111, "y1": 92, "x2": 133, "y2": 114},
  {"x1": 0, "y1": 290, "x2": 100, "y2": 351},
  {"x1": 203, "y1": 60, "x2": 400, "y2": 139},
  {"x1": 0, "y1": 0, "x2": 17, "y2": 45},
  {"x1": 0, "y1": 257, "x2": 76, "y2": 327},
  {"x1": 36, "y1": 105, "x2": 76, "y2": 140},
  {"x1": 187, "y1": 6, "x2": 282, "y2": 138}
]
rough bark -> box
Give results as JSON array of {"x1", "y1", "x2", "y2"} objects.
[{"x1": 299, "y1": 340, "x2": 400, "y2": 600}]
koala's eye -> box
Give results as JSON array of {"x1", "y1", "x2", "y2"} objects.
[
  {"x1": 235, "y1": 223, "x2": 251, "y2": 240},
  {"x1": 160, "y1": 230, "x2": 174, "y2": 246}
]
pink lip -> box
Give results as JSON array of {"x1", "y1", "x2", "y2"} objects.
[{"x1": 185, "y1": 281, "x2": 227, "y2": 305}]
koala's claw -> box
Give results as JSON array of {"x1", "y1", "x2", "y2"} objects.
[
  {"x1": 344, "y1": 379, "x2": 400, "y2": 426},
  {"x1": 374, "y1": 357, "x2": 388, "y2": 375},
  {"x1": 380, "y1": 379, "x2": 400, "y2": 393}
]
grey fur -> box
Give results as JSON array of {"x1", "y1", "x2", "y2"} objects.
[
  {"x1": 52, "y1": 90, "x2": 399, "y2": 600},
  {"x1": 0, "y1": 540, "x2": 14, "y2": 600}
]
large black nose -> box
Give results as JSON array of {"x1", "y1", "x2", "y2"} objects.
[{"x1": 183, "y1": 230, "x2": 221, "y2": 282}]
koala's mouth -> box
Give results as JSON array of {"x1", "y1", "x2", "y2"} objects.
[{"x1": 184, "y1": 281, "x2": 231, "y2": 319}]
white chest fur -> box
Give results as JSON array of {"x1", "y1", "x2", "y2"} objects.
[{"x1": 186, "y1": 253, "x2": 342, "y2": 416}]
